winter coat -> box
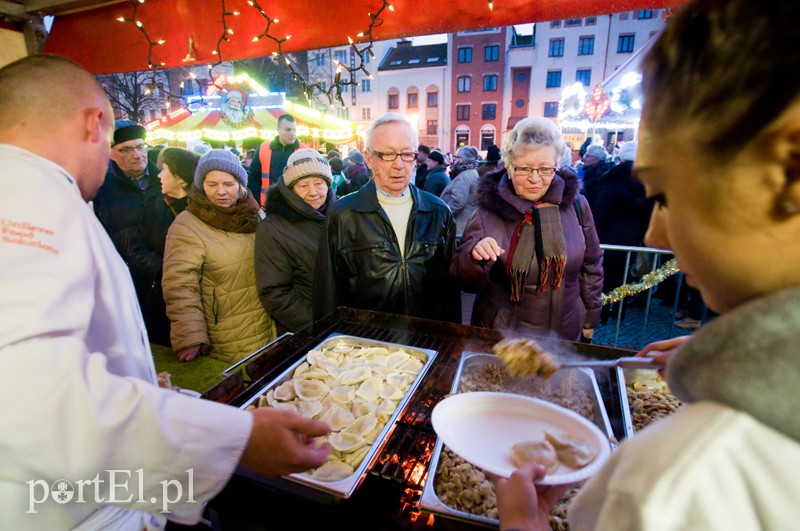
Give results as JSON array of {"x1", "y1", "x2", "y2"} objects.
[
  {"x1": 346, "y1": 162, "x2": 370, "y2": 191},
  {"x1": 314, "y1": 179, "x2": 462, "y2": 323},
  {"x1": 247, "y1": 136, "x2": 307, "y2": 204},
  {"x1": 255, "y1": 181, "x2": 335, "y2": 333},
  {"x1": 423, "y1": 165, "x2": 450, "y2": 197},
  {"x1": 591, "y1": 160, "x2": 653, "y2": 292},
  {"x1": 440, "y1": 167, "x2": 480, "y2": 235},
  {"x1": 93, "y1": 160, "x2": 170, "y2": 345},
  {"x1": 571, "y1": 288, "x2": 800, "y2": 530},
  {"x1": 449, "y1": 167, "x2": 603, "y2": 340},
  {"x1": 163, "y1": 206, "x2": 276, "y2": 364},
  {"x1": 581, "y1": 159, "x2": 614, "y2": 213}
]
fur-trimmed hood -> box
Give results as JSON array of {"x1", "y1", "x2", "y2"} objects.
[
  {"x1": 476, "y1": 165, "x2": 581, "y2": 223},
  {"x1": 264, "y1": 180, "x2": 334, "y2": 223}
]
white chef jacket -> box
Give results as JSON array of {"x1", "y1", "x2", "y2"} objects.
[{"x1": 0, "y1": 145, "x2": 253, "y2": 530}]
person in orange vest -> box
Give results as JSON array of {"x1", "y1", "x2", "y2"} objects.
[{"x1": 247, "y1": 113, "x2": 308, "y2": 205}]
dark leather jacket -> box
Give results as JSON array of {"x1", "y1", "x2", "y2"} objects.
[{"x1": 314, "y1": 179, "x2": 461, "y2": 323}]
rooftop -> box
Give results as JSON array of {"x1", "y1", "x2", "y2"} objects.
[{"x1": 378, "y1": 41, "x2": 448, "y2": 71}]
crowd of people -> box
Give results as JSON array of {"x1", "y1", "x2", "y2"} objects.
[{"x1": 3, "y1": 0, "x2": 797, "y2": 527}]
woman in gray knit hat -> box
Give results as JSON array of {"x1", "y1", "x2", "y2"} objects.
[
  {"x1": 162, "y1": 149, "x2": 276, "y2": 364},
  {"x1": 255, "y1": 148, "x2": 336, "y2": 333}
]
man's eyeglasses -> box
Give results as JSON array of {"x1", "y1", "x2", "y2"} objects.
[
  {"x1": 513, "y1": 166, "x2": 557, "y2": 178},
  {"x1": 370, "y1": 150, "x2": 418, "y2": 162},
  {"x1": 114, "y1": 143, "x2": 148, "y2": 155}
]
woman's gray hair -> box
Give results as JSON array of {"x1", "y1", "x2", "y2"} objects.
[
  {"x1": 364, "y1": 112, "x2": 419, "y2": 150},
  {"x1": 502, "y1": 117, "x2": 567, "y2": 168}
]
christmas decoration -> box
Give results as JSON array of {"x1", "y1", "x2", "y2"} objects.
[
  {"x1": 584, "y1": 84, "x2": 610, "y2": 122},
  {"x1": 601, "y1": 259, "x2": 680, "y2": 306}
]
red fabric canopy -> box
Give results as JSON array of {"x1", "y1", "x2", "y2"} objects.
[{"x1": 43, "y1": 0, "x2": 686, "y2": 74}]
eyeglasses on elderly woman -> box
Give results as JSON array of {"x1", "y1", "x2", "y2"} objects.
[{"x1": 512, "y1": 166, "x2": 557, "y2": 178}]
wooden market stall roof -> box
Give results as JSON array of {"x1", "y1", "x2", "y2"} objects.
[{"x1": 22, "y1": 0, "x2": 689, "y2": 74}]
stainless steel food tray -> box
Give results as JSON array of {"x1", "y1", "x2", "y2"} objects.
[
  {"x1": 616, "y1": 367, "x2": 673, "y2": 438},
  {"x1": 239, "y1": 333, "x2": 437, "y2": 500},
  {"x1": 420, "y1": 351, "x2": 614, "y2": 527}
]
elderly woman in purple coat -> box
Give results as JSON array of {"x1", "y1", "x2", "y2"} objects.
[{"x1": 449, "y1": 117, "x2": 603, "y2": 342}]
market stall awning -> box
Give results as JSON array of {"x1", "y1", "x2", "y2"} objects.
[
  {"x1": 145, "y1": 74, "x2": 358, "y2": 144},
  {"x1": 38, "y1": 0, "x2": 688, "y2": 74}
]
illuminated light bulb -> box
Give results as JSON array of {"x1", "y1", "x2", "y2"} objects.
[
  {"x1": 212, "y1": 50, "x2": 218, "y2": 55},
  {"x1": 144, "y1": 88, "x2": 151, "y2": 94},
  {"x1": 388, "y1": 4, "x2": 395, "y2": 11},
  {"x1": 116, "y1": 17, "x2": 125, "y2": 22},
  {"x1": 227, "y1": 28, "x2": 234, "y2": 34},
  {"x1": 247, "y1": 0, "x2": 253, "y2": 4},
  {"x1": 190, "y1": 72, "x2": 197, "y2": 78},
  {"x1": 180, "y1": 81, "x2": 184, "y2": 88},
  {"x1": 284, "y1": 57, "x2": 291, "y2": 65},
  {"x1": 136, "y1": 20, "x2": 143, "y2": 27},
  {"x1": 232, "y1": 11, "x2": 240, "y2": 15},
  {"x1": 357, "y1": 32, "x2": 364, "y2": 37},
  {"x1": 488, "y1": 0, "x2": 493, "y2": 10},
  {"x1": 348, "y1": 36, "x2": 354, "y2": 44},
  {"x1": 271, "y1": 51, "x2": 278, "y2": 56},
  {"x1": 252, "y1": 36, "x2": 259, "y2": 42},
  {"x1": 159, "y1": 62, "x2": 166, "y2": 66},
  {"x1": 285, "y1": 35, "x2": 292, "y2": 40},
  {"x1": 273, "y1": 18, "x2": 279, "y2": 23},
  {"x1": 157, "y1": 39, "x2": 165, "y2": 44}
]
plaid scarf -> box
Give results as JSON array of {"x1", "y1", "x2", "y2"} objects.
[
  {"x1": 506, "y1": 202, "x2": 567, "y2": 302},
  {"x1": 186, "y1": 186, "x2": 262, "y2": 233}
]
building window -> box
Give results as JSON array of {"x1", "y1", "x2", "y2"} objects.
[
  {"x1": 585, "y1": 17, "x2": 597, "y2": 25},
  {"x1": 517, "y1": 72, "x2": 527, "y2": 82},
  {"x1": 320, "y1": 81, "x2": 327, "y2": 91},
  {"x1": 515, "y1": 99, "x2": 525, "y2": 108},
  {"x1": 334, "y1": 49, "x2": 348, "y2": 64},
  {"x1": 456, "y1": 104, "x2": 470, "y2": 121},
  {"x1": 388, "y1": 94, "x2": 399, "y2": 109},
  {"x1": 578, "y1": 36, "x2": 595, "y2": 55},
  {"x1": 484, "y1": 45, "x2": 499, "y2": 62},
  {"x1": 407, "y1": 92, "x2": 418, "y2": 108},
  {"x1": 361, "y1": 79, "x2": 371, "y2": 93},
  {"x1": 483, "y1": 74, "x2": 498, "y2": 91},
  {"x1": 619, "y1": 12, "x2": 629, "y2": 21},
  {"x1": 546, "y1": 70, "x2": 562, "y2": 88},
  {"x1": 575, "y1": 69, "x2": 591, "y2": 86},
  {"x1": 427, "y1": 91, "x2": 438, "y2": 107},
  {"x1": 548, "y1": 38, "x2": 565, "y2": 57},
  {"x1": 481, "y1": 128, "x2": 496, "y2": 150},
  {"x1": 427, "y1": 120, "x2": 437, "y2": 135},
  {"x1": 544, "y1": 102, "x2": 559, "y2": 117},
  {"x1": 550, "y1": 20, "x2": 561, "y2": 28},
  {"x1": 617, "y1": 34, "x2": 635, "y2": 53},
  {"x1": 361, "y1": 51, "x2": 371, "y2": 64},
  {"x1": 457, "y1": 76, "x2": 471, "y2": 93},
  {"x1": 636, "y1": 9, "x2": 654, "y2": 19},
  {"x1": 482, "y1": 104, "x2": 496, "y2": 120},
  {"x1": 458, "y1": 47, "x2": 472, "y2": 63},
  {"x1": 316, "y1": 53, "x2": 325, "y2": 67},
  {"x1": 565, "y1": 18, "x2": 582, "y2": 27},
  {"x1": 362, "y1": 107, "x2": 371, "y2": 120}
]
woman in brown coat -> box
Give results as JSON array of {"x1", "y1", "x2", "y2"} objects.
[
  {"x1": 449, "y1": 117, "x2": 603, "y2": 342},
  {"x1": 163, "y1": 149, "x2": 276, "y2": 364}
]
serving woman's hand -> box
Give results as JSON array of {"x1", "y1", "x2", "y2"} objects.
[
  {"x1": 472, "y1": 237, "x2": 506, "y2": 261},
  {"x1": 637, "y1": 336, "x2": 691, "y2": 378},
  {"x1": 178, "y1": 345, "x2": 202, "y2": 362},
  {"x1": 489, "y1": 462, "x2": 570, "y2": 531}
]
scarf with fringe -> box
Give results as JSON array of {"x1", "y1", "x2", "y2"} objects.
[
  {"x1": 186, "y1": 186, "x2": 262, "y2": 233},
  {"x1": 506, "y1": 202, "x2": 567, "y2": 302}
]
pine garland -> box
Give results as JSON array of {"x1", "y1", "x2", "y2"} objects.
[{"x1": 601, "y1": 259, "x2": 679, "y2": 306}]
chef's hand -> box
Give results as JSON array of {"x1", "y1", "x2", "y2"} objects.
[
  {"x1": 472, "y1": 237, "x2": 505, "y2": 261},
  {"x1": 240, "y1": 408, "x2": 332, "y2": 478},
  {"x1": 581, "y1": 328, "x2": 594, "y2": 344},
  {"x1": 488, "y1": 462, "x2": 569, "y2": 531},
  {"x1": 637, "y1": 336, "x2": 691, "y2": 378},
  {"x1": 178, "y1": 345, "x2": 202, "y2": 362}
]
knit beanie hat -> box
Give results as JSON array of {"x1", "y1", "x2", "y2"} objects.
[
  {"x1": 194, "y1": 149, "x2": 248, "y2": 189},
  {"x1": 349, "y1": 150, "x2": 365, "y2": 165},
  {"x1": 486, "y1": 144, "x2": 501, "y2": 162},
  {"x1": 283, "y1": 148, "x2": 333, "y2": 188},
  {"x1": 618, "y1": 141, "x2": 638, "y2": 162},
  {"x1": 428, "y1": 151, "x2": 445, "y2": 165},
  {"x1": 113, "y1": 119, "x2": 146, "y2": 147}
]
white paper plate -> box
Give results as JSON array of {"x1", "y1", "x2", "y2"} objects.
[
  {"x1": 431, "y1": 391, "x2": 611, "y2": 485},
  {"x1": 176, "y1": 388, "x2": 201, "y2": 398}
]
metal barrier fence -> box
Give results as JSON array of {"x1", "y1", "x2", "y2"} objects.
[{"x1": 597, "y1": 244, "x2": 709, "y2": 349}]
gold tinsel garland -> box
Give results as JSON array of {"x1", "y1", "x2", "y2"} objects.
[{"x1": 601, "y1": 259, "x2": 679, "y2": 306}]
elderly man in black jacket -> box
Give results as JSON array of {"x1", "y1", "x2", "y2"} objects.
[
  {"x1": 93, "y1": 120, "x2": 169, "y2": 345},
  {"x1": 314, "y1": 113, "x2": 461, "y2": 323}
]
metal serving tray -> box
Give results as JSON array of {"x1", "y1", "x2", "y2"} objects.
[
  {"x1": 616, "y1": 367, "x2": 675, "y2": 438},
  {"x1": 419, "y1": 351, "x2": 614, "y2": 528},
  {"x1": 239, "y1": 333, "x2": 437, "y2": 500}
]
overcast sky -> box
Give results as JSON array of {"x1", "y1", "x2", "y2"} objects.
[{"x1": 410, "y1": 24, "x2": 534, "y2": 45}]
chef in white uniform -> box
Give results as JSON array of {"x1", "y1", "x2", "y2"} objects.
[{"x1": 0, "y1": 55, "x2": 331, "y2": 530}]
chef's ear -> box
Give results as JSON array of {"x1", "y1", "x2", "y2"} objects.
[{"x1": 772, "y1": 130, "x2": 800, "y2": 218}]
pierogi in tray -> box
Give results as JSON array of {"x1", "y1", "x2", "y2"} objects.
[{"x1": 246, "y1": 342, "x2": 424, "y2": 481}]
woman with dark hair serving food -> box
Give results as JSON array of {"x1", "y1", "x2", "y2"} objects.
[
  {"x1": 449, "y1": 116, "x2": 603, "y2": 342},
  {"x1": 491, "y1": 1, "x2": 800, "y2": 529}
]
